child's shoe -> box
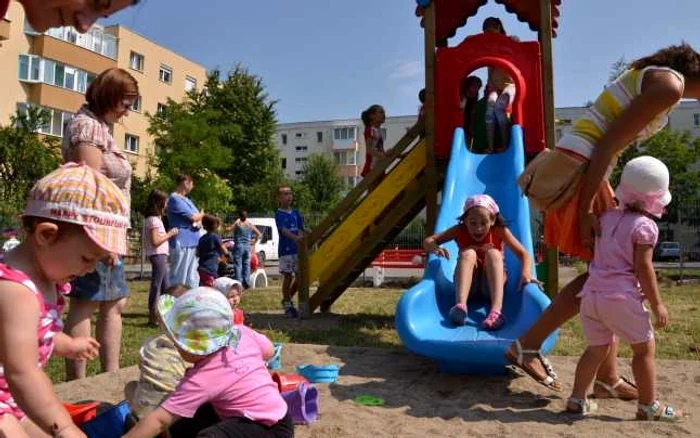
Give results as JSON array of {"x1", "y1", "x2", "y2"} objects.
[
  {"x1": 482, "y1": 310, "x2": 505, "y2": 330},
  {"x1": 636, "y1": 400, "x2": 683, "y2": 422},
  {"x1": 448, "y1": 303, "x2": 468, "y2": 326},
  {"x1": 566, "y1": 397, "x2": 598, "y2": 415},
  {"x1": 282, "y1": 301, "x2": 298, "y2": 319}
]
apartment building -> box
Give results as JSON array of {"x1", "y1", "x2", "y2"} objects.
[
  {"x1": 276, "y1": 115, "x2": 417, "y2": 186},
  {"x1": 0, "y1": 2, "x2": 206, "y2": 177}
]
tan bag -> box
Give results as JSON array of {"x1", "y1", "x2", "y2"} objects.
[{"x1": 517, "y1": 148, "x2": 588, "y2": 211}]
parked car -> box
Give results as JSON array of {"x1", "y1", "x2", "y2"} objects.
[{"x1": 655, "y1": 241, "x2": 681, "y2": 261}]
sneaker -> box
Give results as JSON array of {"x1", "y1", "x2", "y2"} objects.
[
  {"x1": 285, "y1": 306, "x2": 299, "y2": 319},
  {"x1": 482, "y1": 310, "x2": 505, "y2": 331},
  {"x1": 448, "y1": 303, "x2": 468, "y2": 326}
]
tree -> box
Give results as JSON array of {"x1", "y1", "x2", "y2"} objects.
[
  {"x1": 609, "y1": 128, "x2": 700, "y2": 224},
  {"x1": 147, "y1": 65, "x2": 279, "y2": 215},
  {"x1": 0, "y1": 107, "x2": 61, "y2": 226},
  {"x1": 608, "y1": 56, "x2": 629, "y2": 84},
  {"x1": 299, "y1": 153, "x2": 344, "y2": 213}
]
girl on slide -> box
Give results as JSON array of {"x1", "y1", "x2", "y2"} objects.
[
  {"x1": 423, "y1": 195, "x2": 535, "y2": 330},
  {"x1": 567, "y1": 156, "x2": 682, "y2": 421},
  {"x1": 508, "y1": 43, "x2": 700, "y2": 396}
]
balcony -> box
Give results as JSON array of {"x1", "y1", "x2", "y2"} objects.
[
  {"x1": 26, "y1": 82, "x2": 85, "y2": 113},
  {"x1": 31, "y1": 34, "x2": 116, "y2": 74},
  {"x1": 0, "y1": 18, "x2": 10, "y2": 41}
]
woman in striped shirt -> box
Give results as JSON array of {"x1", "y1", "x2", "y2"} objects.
[{"x1": 507, "y1": 43, "x2": 700, "y2": 403}]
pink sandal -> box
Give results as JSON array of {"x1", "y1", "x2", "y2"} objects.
[{"x1": 482, "y1": 310, "x2": 505, "y2": 330}]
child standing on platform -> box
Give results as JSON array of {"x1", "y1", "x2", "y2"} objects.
[{"x1": 360, "y1": 104, "x2": 386, "y2": 178}]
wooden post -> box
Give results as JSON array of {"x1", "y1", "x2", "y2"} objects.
[
  {"x1": 538, "y1": 0, "x2": 559, "y2": 296},
  {"x1": 423, "y1": 1, "x2": 438, "y2": 234},
  {"x1": 297, "y1": 236, "x2": 310, "y2": 319}
]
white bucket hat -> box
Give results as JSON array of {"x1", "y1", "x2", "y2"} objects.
[
  {"x1": 213, "y1": 277, "x2": 243, "y2": 297},
  {"x1": 615, "y1": 156, "x2": 671, "y2": 218}
]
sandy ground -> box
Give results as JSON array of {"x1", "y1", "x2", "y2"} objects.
[{"x1": 56, "y1": 343, "x2": 698, "y2": 437}]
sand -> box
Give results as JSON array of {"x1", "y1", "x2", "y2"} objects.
[{"x1": 56, "y1": 343, "x2": 698, "y2": 437}]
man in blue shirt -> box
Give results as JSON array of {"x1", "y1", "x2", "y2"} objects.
[{"x1": 275, "y1": 185, "x2": 305, "y2": 318}]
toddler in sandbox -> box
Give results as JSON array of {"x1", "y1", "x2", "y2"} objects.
[{"x1": 423, "y1": 194, "x2": 534, "y2": 329}]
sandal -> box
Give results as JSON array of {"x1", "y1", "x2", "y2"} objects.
[
  {"x1": 449, "y1": 303, "x2": 468, "y2": 326},
  {"x1": 566, "y1": 397, "x2": 598, "y2": 415},
  {"x1": 482, "y1": 310, "x2": 505, "y2": 331},
  {"x1": 636, "y1": 400, "x2": 684, "y2": 422},
  {"x1": 593, "y1": 377, "x2": 638, "y2": 400},
  {"x1": 504, "y1": 340, "x2": 562, "y2": 392}
]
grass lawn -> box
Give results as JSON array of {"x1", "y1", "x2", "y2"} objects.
[{"x1": 46, "y1": 280, "x2": 700, "y2": 383}]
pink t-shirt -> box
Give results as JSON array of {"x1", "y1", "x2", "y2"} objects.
[
  {"x1": 161, "y1": 326, "x2": 284, "y2": 425},
  {"x1": 582, "y1": 209, "x2": 658, "y2": 295},
  {"x1": 144, "y1": 216, "x2": 169, "y2": 257}
]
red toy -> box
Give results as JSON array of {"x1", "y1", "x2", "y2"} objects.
[{"x1": 271, "y1": 372, "x2": 309, "y2": 393}]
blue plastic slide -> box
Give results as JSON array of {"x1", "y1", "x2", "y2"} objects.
[{"x1": 395, "y1": 126, "x2": 557, "y2": 375}]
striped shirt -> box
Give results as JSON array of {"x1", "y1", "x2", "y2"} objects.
[{"x1": 558, "y1": 66, "x2": 684, "y2": 159}]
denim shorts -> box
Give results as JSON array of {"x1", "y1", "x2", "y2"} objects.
[{"x1": 70, "y1": 259, "x2": 129, "y2": 301}]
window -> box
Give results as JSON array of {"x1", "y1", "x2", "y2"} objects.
[
  {"x1": 129, "y1": 52, "x2": 144, "y2": 71},
  {"x1": 295, "y1": 170, "x2": 304, "y2": 176},
  {"x1": 333, "y1": 127, "x2": 355, "y2": 140},
  {"x1": 76, "y1": 70, "x2": 87, "y2": 93},
  {"x1": 281, "y1": 134, "x2": 287, "y2": 145},
  {"x1": 157, "y1": 103, "x2": 167, "y2": 115},
  {"x1": 51, "y1": 108, "x2": 63, "y2": 137},
  {"x1": 694, "y1": 113, "x2": 700, "y2": 127},
  {"x1": 185, "y1": 76, "x2": 197, "y2": 92},
  {"x1": 64, "y1": 67, "x2": 76, "y2": 90},
  {"x1": 295, "y1": 157, "x2": 307, "y2": 163},
  {"x1": 125, "y1": 134, "x2": 139, "y2": 153},
  {"x1": 345, "y1": 176, "x2": 359, "y2": 188},
  {"x1": 159, "y1": 64, "x2": 172, "y2": 84},
  {"x1": 295, "y1": 146, "x2": 308, "y2": 152},
  {"x1": 18, "y1": 54, "x2": 30, "y2": 80},
  {"x1": 43, "y1": 59, "x2": 55, "y2": 85},
  {"x1": 18, "y1": 55, "x2": 42, "y2": 82},
  {"x1": 87, "y1": 72, "x2": 96, "y2": 87},
  {"x1": 21, "y1": 104, "x2": 73, "y2": 137},
  {"x1": 131, "y1": 95, "x2": 142, "y2": 112},
  {"x1": 334, "y1": 150, "x2": 356, "y2": 166},
  {"x1": 317, "y1": 131, "x2": 323, "y2": 143},
  {"x1": 281, "y1": 158, "x2": 287, "y2": 169},
  {"x1": 295, "y1": 132, "x2": 304, "y2": 138},
  {"x1": 55, "y1": 64, "x2": 65, "y2": 87},
  {"x1": 258, "y1": 226, "x2": 272, "y2": 243}
]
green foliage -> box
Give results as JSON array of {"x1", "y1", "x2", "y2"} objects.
[
  {"x1": 610, "y1": 128, "x2": 700, "y2": 223},
  {"x1": 299, "y1": 153, "x2": 344, "y2": 213},
  {"x1": 147, "y1": 65, "x2": 279, "y2": 216},
  {"x1": 0, "y1": 107, "x2": 61, "y2": 225},
  {"x1": 608, "y1": 56, "x2": 629, "y2": 84}
]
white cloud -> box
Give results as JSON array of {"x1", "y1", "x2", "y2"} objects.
[{"x1": 388, "y1": 60, "x2": 424, "y2": 80}]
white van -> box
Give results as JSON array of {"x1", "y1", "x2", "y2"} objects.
[{"x1": 249, "y1": 217, "x2": 279, "y2": 263}]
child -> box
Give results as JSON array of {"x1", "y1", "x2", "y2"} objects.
[
  {"x1": 0, "y1": 163, "x2": 129, "y2": 438},
  {"x1": 124, "y1": 287, "x2": 291, "y2": 438},
  {"x1": 197, "y1": 215, "x2": 229, "y2": 287},
  {"x1": 566, "y1": 156, "x2": 682, "y2": 421},
  {"x1": 360, "y1": 104, "x2": 386, "y2": 178},
  {"x1": 423, "y1": 194, "x2": 534, "y2": 329},
  {"x1": 275, "y1": 185, "x2": 306, "y2": 318},
  {"x1": 144, "y1": 189, "x2": 179, "y2": 325},
  {"x1": 417, "y1": 88, "x2": 426, "y2": 121},
  {"x1": 126, "y1": 284, "x2": 190, "y2": 418},
  {"x1": 482, "y1": 17, "x2": 517, "y2": 152},
  {"x1": 459, "y1": 75, "x2": 483, "y2": 150},
  {"x1": 214, "y1": 276, "x2": 245, "y2": 325}
]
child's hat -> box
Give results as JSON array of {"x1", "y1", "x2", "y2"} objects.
[
  {"x1": 22, "y1": 163, "x2": 130, "y2": 254},
  {"x1": 213, "y1": 277, "x2": 243, "y2": 297},
  {"x1": 464, "y1": 194, "x2": 499, "y2": 216},
  {"x1": 157, "y1": 287, "x2": 239, "y2": 356},
  {"x1": 615, "y1": 156, "x2": 671, "y2": 218}
]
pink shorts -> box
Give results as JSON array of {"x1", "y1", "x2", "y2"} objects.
[{"x1": 579, "y1": 290, "x2": 654, "y2": 347}]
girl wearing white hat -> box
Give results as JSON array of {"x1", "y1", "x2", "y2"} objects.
[{"x1": 566, "y1": 157, "x2": 682, "y2": 421}]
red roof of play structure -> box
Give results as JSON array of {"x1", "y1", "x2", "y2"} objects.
[{"x1": 416, "y1": 0, "x2": 561, "y2": 44}]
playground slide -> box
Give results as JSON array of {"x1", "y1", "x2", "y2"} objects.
[{"x1": 395, "y1": 126, "x2": 557, "y2": 375}]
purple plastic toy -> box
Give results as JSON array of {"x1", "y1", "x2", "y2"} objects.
[{"x1": 281, "y1": 382, "x2": 319, "y2": 424}]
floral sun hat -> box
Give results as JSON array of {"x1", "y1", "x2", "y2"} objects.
[{"x1": 157, "y1": 287, "x2": 240, "y2": 356}]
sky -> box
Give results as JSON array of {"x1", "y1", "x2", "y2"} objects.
[{"x1": 104, "y1": 0, "x2": 700, "y2": 124}]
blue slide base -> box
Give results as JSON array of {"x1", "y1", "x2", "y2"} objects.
[{"x1": 395, "y1": 126, "x2": 558, "y2": 376}]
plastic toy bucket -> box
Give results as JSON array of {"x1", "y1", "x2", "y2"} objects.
[
  {"x1": 281, "y1": 382, "x2": 319, "y2": 424},
  {"x1": 64, "y1": 402, "x2": 99, "y2": 426},
  {"x1": 271, "y1": 372, "x2": 309, "y2": 393},
  {"x1": 267, "y1": 343, "x2": 283, "y2": 370},
  {"x1": 296, "y1": 364, "x2": 340, "y2": 383},
  {"x1": 81, "y1": 401, "x2": 132, "y2": 438}
]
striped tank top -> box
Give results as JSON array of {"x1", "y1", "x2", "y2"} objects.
[{"x1": 558, "y1": 66, "x2": 684, "y2": 159}]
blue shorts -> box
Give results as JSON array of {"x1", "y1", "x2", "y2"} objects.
[{"x1": 70, "y1": 259, "x2": 129, "y2": 301}]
